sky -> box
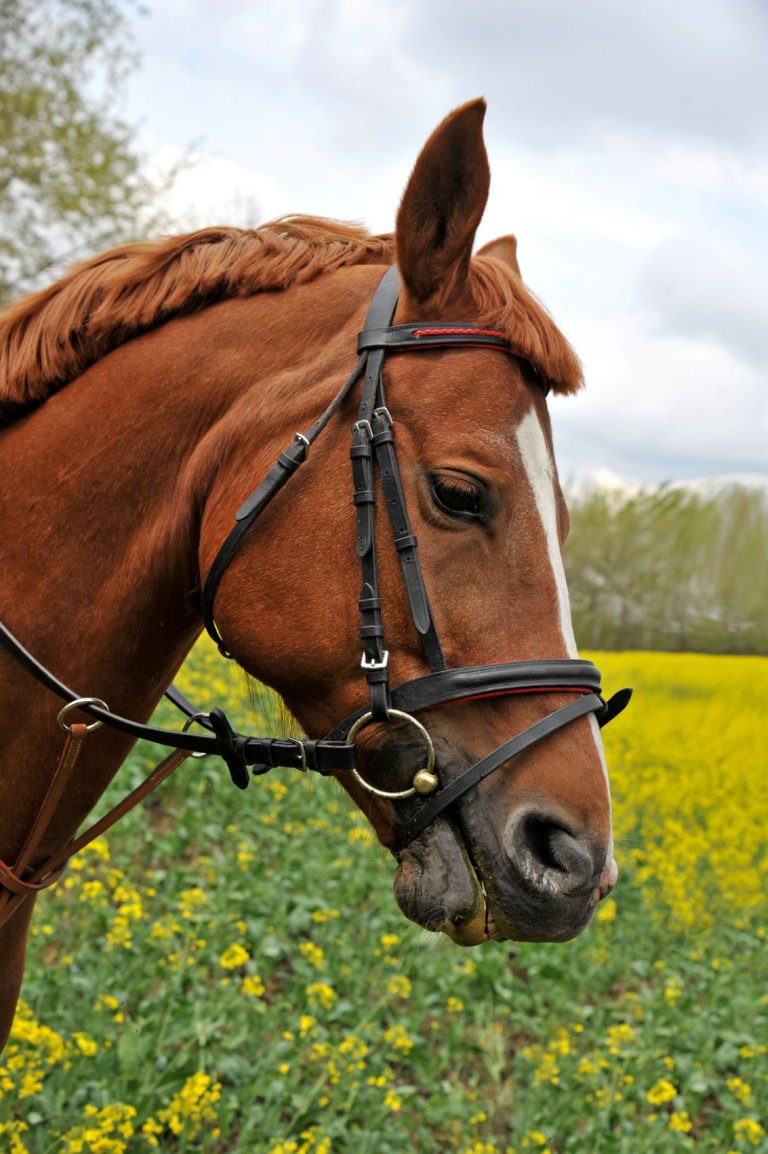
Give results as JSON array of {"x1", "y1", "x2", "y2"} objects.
[{"x1": 120, "y1": 0, "x2": 767, "y2": 488}]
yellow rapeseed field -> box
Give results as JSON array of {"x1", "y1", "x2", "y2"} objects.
[
  {"x1": 1, "y1": 644, "x2": 765, "y2": 1153},
  {"x1": 595, "y1": 651, "x2": 768, "y2": 930}
]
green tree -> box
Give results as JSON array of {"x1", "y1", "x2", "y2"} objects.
[
  {"x1": 0, "y1": 0, "x2": 168, "y2": 304},
  {"x1": 566, "y1": 484, "x2": 768, "y2": 655}
]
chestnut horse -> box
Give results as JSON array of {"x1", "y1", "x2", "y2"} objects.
[{"x1": 0, "y1": 100, "x2": 626, "y2": 1050}]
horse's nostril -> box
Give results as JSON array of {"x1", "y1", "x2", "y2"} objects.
[{"x1": 505, "y1": 808, "x2": 596, "y2": 896}]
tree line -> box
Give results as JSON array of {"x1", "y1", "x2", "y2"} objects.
[{"x1": 565, "y1": 483, "x2": 768, "y2": 655}]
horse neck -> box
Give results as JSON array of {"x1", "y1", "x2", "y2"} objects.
[{"x1": 0, "y1": 267, "x2": 374, "y2": 854}]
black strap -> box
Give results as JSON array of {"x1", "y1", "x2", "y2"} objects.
[
  {"x1": 201, "y1": 437, "x2": 309, "y2": 654},
  {"x1": 0, "y1": 619, "x2": 355, "y2": 776},
  {"x1": 200, "y1": 353, "x2": 366, "y2": 653},
  {"x1": 352, "y1": 268, "x2": 446, "y2": 698},
  {"x1": 325, "y1": 659, "x2": 609, "y2": 740},
  {"x1": 370, "y1": 408, "x2": 445, "y2": 671}
]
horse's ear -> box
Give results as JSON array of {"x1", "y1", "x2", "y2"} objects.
[
  {"x1": 477, "y1": 235, "x2": 521, "y2": 277},
  {"x1": 396, "y1": 99, "x2": 490, "y2": 305}
]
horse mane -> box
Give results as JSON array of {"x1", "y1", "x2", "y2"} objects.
[{"x1": 0, "y1": 216, "x2": 581, "y2": 425}]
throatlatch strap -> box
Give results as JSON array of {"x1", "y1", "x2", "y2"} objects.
[{"x1": 200, "y1": 350, "x2": 367, "y2": 653}]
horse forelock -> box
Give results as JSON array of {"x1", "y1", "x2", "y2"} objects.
[
  {"x1": 0, "y1": 217, "x2": 582, "y2": 426},
  {"x1": 468, "y1": 257, "x2": 583, "y2": 395}
]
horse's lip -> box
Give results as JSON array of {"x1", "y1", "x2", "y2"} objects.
[
  {"x1": 394, "y1": 799, "x2": 510, "y2": 946},
  {"x1": 460, "y1": 835, "x2": 510, "y2": 944}
]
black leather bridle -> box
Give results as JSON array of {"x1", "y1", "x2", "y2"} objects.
[{"x1": 0, "y1": 267, "x2": 630, "y2": 854}]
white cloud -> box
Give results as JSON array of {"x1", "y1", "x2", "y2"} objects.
[
  {"x1": 122, "y1": 0, "x2": 768, "y2": 486},
  {"x1": 637, "y1": 233, "x2": 768, "y2": 369}
]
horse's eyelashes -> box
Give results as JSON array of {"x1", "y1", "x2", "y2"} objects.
[{"x1": 430, "y1": 472, "x2": 485, "y2": 520}]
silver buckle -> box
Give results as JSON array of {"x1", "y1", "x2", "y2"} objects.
[
  {"x1": 373, "y1": 406, "x2": 393, "y2": 426},
  {"x1": 283, "y1": 737, "x2": 308, "y2": 773},
  {"x1": 361, "y1": 650, "x2": 389, "y2": 671}
]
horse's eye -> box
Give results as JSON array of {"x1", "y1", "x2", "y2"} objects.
[{"x1": 430, "y1": 472, "x2": 485, "y2": 520}]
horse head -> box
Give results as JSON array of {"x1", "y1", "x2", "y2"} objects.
[{"x1": 200, "y1": 100, "x2": 623, "y2": 945}]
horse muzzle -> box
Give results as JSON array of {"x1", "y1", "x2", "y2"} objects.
[{"x1": 393, "y1": 797, "x2": 616, "y2": 945}]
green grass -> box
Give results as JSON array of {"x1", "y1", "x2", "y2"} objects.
[{"x1": 1, "y1": 650, "x2": 766, "y2": 1153}]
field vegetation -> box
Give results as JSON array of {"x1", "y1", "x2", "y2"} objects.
[{"x1": 1, "y1": 645, "x2": 766, "y2": 1153}]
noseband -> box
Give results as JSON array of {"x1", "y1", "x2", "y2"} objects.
[{"x1": 0, "y1": 267, "x2": 630, "y2": 868}]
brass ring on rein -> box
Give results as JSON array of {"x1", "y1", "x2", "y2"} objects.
[
  {"x1": 57, "y1": 696, "x2": 110, "y2": 733},
  {"x1": 345, "y1": 708, "x2": 439, "y2": 799}
]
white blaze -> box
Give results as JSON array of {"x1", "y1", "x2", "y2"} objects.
[
  {"x1": 514, "y1": 409, "x2": 578, "y2": 658},
  {"x1": 515, "y1": 408, "x2": 613, "y2": 840}
]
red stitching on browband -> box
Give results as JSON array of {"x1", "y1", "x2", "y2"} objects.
[
  {"x1": 413, "y1": 327, "x2": 507, "y2": 339},
  {"x1": 426, "y1": 686, "x2": 592, "y2": 708}
]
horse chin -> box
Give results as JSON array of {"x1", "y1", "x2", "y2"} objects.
[
  {"x1": 393, "y1": 819, "x2": 601, "y2": 946},
  {"x1": 393, "y1": 819, "x2": 489, "y2": 944}
]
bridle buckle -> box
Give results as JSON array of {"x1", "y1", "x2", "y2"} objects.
[{"x1": 361, "y1": 650, "x2": 389, "y2": 672}]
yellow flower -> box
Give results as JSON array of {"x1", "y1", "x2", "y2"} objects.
[
  {"x1": 383, "y1": 1024, "x2": 413, "y2": 1053},
  {"x1": 664, "y1": 981, "x2": 682, "y2": 1004},
  {"x1": 386, "y1": 975, "x2": 412, "y2": 999},
  {"x1": 60, "y1": 1102, "x2": 137, "y2": 1153},
  {"x1": 668, "y1": 1111, "x2": 693, "y2": 1133},
  {"x1": 446, "y1": 996, "x2": 465, "y2": 1015},
  {"x1": 306, "y1": 982, "x2": 337, "y2": 1009},
  {"x1": 733, "y1": 1118, "x2": 766, "y2": 1145},
  {"x1": 71, "y1": 1032, "x2": 98, "y2": 1056},
  {"x1": 383, "y1": 1088, "x2": 402, "y2": 1111},
  {"x1": 599, "y1": 653, "x2": 768, "y2": 929},
  {"x1": 646, "y1": 1078, "x2": 677, "y2": 1105},
  {"x1": 178, "y1": 887, "x2": 208, "y2": 917},
  {"x1": 94, "y1": 994, "x2": 120, "y2": 1012},
  {"x1": 727, "y1": 1076, "x2": 752, "y2": 1103},
  {"x1": 605, "y1": 1023, "x2": 635, "y2": 1054},
  {"x1": 299, "y1": 941, "x2": 325, "y2": 970},
  {"x1": 311, "y1": 908, "x2": 340, "y2": 923},
  {"x1": 219, "y1": 943, "x2": 250, "y2": 969},
  {"x1": 339, "y1": 1034, "x2": 368, "y2": 1062},
  {"x1": 156, "y1": 1072, "x2": 222, "y2": 1141},
  {"x1": 241, "y1": 974, "x2": 266, "y2": 997},
  {"x1": 0, "y1": 1120, "x2": 30, "y2": 1154},
  {"x1": 596, "y1": 897, "x2": 617, "y2": 923}
]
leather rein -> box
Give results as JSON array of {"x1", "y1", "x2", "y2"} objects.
[{"x1": 0, "y1": 267, "x2": 630, "y2": 924}]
